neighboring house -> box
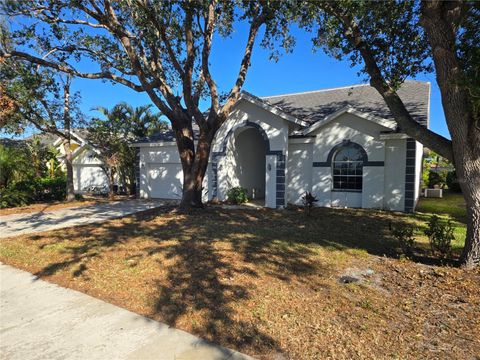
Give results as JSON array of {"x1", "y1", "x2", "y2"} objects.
[
  {"x1": 28, "y1": 130, "x2": 109, "y2": 193},
  {"x1": 135, "y1": 81, "x2": 429, "y2": 212}
]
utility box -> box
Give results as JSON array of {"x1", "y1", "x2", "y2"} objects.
[{"x1": 424, "y1": 188, "x2": 443, "y2": 198}]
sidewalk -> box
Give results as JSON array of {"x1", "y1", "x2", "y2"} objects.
[{"x1": 0, "y1": 264, "x2": 252, "y2": 360}]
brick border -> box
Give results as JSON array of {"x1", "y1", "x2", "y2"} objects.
[{"x1": 404, "y1": 138, "x2": 416, "y2": 212}]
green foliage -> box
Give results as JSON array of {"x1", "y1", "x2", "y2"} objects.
[
  {"x1": 0, "y1": 187, "x2": 29, "y2": 208},
  {"x1": 428, "y1": 171, "x2": 445, "y2": 189},
  {"x1": 391, "y1": 224, "x2": 416, "y2": 258},
  {"x1": 0, "y1": 177, "x2": 66, "y2": 208},
  {"x1": 424, "y1": 215, "x2": 454, "y2": 259},
  {"x1": 227, "y1": 187, "x2": 248, "y2": 205},
  {"x1": 446, "y1": 171, "x2": 462, "y2": 193},
  {"x1": 0, "y1": 144, "x2": 32, "y2": 187},
  {"x1": 301, "y1": 191, "x2": 318, "y2": 216},
  {"x1": 298, "y1": 1, "x2": 432, "y2": 88},
  {"x1": 88, "y1": 102, "x2": 166, "y2": 195}
]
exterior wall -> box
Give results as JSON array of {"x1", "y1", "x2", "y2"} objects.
[
  {"x1": 383, "y1": 139, "x2": 407, "y2": 211},
  {"x1": 310, "y1": 112, "x2": 389, "y2": 209},
  {"x1": 211, "y1": 99, "x2": 289, "y2": 208},
  {"x1": 71, "y1": 148, "x2": 108, "y2": 193},
  {"x1": 137, "y1": 143, "x2": 208, "y2": 201},
  {"x1": 138, "y1": 144, "x2": 181, "y2": 199},
  {"x1": 286, "y1": 142, "x2": 313, "y2": 204},
  {"x1": 414, "y1": 140, "x2": 424, "y2": 208}
]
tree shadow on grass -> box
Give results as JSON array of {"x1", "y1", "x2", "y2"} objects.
[{"x1": 25, "y1": 205, "x2": 422, "y2": 356}]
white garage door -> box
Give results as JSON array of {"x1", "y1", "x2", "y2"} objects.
[
  {"x1": 147, "y1": 163, "x2": 183, "y2": 199},
  {"x1": 73, "y1": 165, "x2": 108, "y2": 192}
]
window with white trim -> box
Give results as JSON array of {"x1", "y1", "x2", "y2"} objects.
[{"x1": 332, "y1": 146, "x2": 363, "y2": 191}]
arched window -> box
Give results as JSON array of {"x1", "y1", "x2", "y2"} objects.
[{"x1": 332, "y1": 145, "x2": 364, "y2": 191}]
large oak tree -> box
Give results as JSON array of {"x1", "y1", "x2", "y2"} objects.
[
  {"x1": 0, "y1": 0, "x2": 288, "y2": 208},
  {"x1": 299, "y1": 0, "x2": 479, "y2": 268}
]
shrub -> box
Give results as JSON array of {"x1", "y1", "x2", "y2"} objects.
[
  {"x1": 428, "y1": 171, "x2": 445, "y2": 188},
  {"x1": 446, "y1": 171, "x2": 462, "y2": 193},
  {"x1": 1, "y1": 177, "x2": 67, "y2": 208},
  {"x1": 301, "y1": 191, "x2": 318, "y2": 216},
  {"x1": 0, "y1": 187, "x2": 29, "y2": 208},
  {"x1": 391, "y1": 224, "x2": 416, "y2": 258},
  {"x1": 226, "y1": 187, "x2": 248, "y2": 204},
  {"x1": 36, "y1": 177, "x2": 67, "y2": 202},
  {"x1": 424, "y1": 215, "x2": 454, "y2": 259}
]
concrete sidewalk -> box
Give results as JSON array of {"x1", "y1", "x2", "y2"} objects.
[
  {"x1": 0, "y1": 200, "x2": 169, "y2": 239},
  {"x1": 0, "y1": 264, "x2": 252, "y2": 360}
]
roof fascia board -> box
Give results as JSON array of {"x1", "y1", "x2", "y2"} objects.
[
  {"x1": 238, "y1": 92, "x2": 309, "y2": 128},
  {"x1": 379, "y1": 133, "x2": 409, "y2": 140},
  {"x1": 133, "y1": 141, "x2": 178, "y2": 147}
]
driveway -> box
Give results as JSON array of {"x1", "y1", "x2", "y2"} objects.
[
  {"x1": 0, "y1": 264, "x2": 251, "y2": 360},
  {"x1": 0, "y1": 200, "x2": 169, "y2": 239}
]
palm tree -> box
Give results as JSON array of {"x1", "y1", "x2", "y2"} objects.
[
  {"x1": 0, "y1": 144, "x2": 32, "y2": 188},
  {"x1": 87, "y1": 103, "x2": 167, "y2": 196}
]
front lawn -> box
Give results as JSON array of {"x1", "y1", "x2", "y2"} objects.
[
  {"x1": 413, "y1": 191, "x2": 467, "y2": 253},
  {"x1": 0, "y1": 205, "x2": 478, "y2": 359}
]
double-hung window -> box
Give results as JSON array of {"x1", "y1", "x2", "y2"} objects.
[{"x1": 332, "y1": 146, "x2": 363, "y2": 191}]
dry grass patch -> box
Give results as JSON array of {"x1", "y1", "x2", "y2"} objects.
[{"x1": 0, "y1": 206, "x2": 478, "y2": 359}]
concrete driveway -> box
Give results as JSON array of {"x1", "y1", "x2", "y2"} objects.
[
  {"x1": 0, "y1": 264, "x2": 251, "y2": 360},
  {"x1": 0, "y1": 200, "x2": 168, "y2": 239}
]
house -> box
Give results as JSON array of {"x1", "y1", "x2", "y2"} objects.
[
  {"x1": 134, "y1": 81, "x2": 429, "y2": 212},
  {"x1": 28, "y1": 130, "x2": 109, "y2": 193}
]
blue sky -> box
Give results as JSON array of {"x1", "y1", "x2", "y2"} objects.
[{"x1": 5, "y1": 22, "x2": 449, "y2": 139}]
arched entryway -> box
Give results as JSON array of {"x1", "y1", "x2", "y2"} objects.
[
  {"x1": 212, "y1": 120, "x2": 283, "y2": 208},
  {"x1": 231, "y1": 127, "x2": 267, "y2": 203}
]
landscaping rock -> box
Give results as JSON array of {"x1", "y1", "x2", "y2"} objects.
[{"x1": 339, "y1": 275, "x2": 360, "y2": 284}]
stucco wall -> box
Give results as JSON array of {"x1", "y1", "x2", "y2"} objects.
[
  {"x1": 309, "y1": 112, "x2": 390, "y2": 209},
  {"x1": 414, "y1": 140, "x2": 423, "y2": 207},
  {"x1": 286, "y1": 142, "x2": 313, "y2": 204},
  {"x1": 72, "y1": 147, "x2": 107, "y2": 192},
  {"x1": 383, "y1": 139, "x2": 407, "y2": 211}
]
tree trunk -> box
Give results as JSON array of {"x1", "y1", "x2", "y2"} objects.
[
  {"x1": 174, "y1": 116, "x2": 216, "y2": 209},
  {"x1": 459, "y1": 160, "x2": 480, "y2": 267},
  {"x1": 420, "y1": 1, "x2": 480, "y2": 268},
  {"x1": 63, "y1": 139, "x2": 75, "y2": 202},
  {"x1": 108, "y1": 169, "x2": 115, "y2": 200},
  {"x1": 63, "y1": 76, "x2": 75, "y2": 202}
]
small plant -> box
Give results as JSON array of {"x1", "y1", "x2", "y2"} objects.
[
  {"x1": 301, "y1": 191, "x2": 318, "y2": 216},
  {"x1": 424, "y1": 215, "x2": 454, "y2": 259},
  {"x1": 226, "y1": 186, "x2": 248, "y2": 204},
  {"x1": 391, "y1": 224, "x2": 416, "y2": 258}
]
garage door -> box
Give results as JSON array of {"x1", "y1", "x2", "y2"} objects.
[
  {"x1": 73, "y1": 165, "x2": 108, "y2": 192},
  {"x1": 147, "y1": 163, "x2": 183, "y2": 199}
]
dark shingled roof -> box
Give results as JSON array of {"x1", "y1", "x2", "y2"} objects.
[
  {"x1": 138, "y1": 81, "x2": 429, "y2": 143},
  {"x1": 262, "y1": 80, "x2": 429, "y2": 127},
  {"x1": 135, "y1": 126, "x2": 200, "y2": 143}
]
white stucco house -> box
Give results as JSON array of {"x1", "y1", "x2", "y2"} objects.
[
  {"x1": 31, "y1": 130, "x2": 109, "y2": 193},
  {"x1": 134, "y1": 81, "x2": 429, "y2": 212}
]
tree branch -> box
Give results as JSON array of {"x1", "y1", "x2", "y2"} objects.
[
  {"x1": 323, "y1": 2, "x2": 454, "y2": 161},
  {"x1": 2, "y1": 50, "x2": 145, "y2": 91},
  {"x1": 221, "y1": 5, "x2": 268, "y2": 119}
]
